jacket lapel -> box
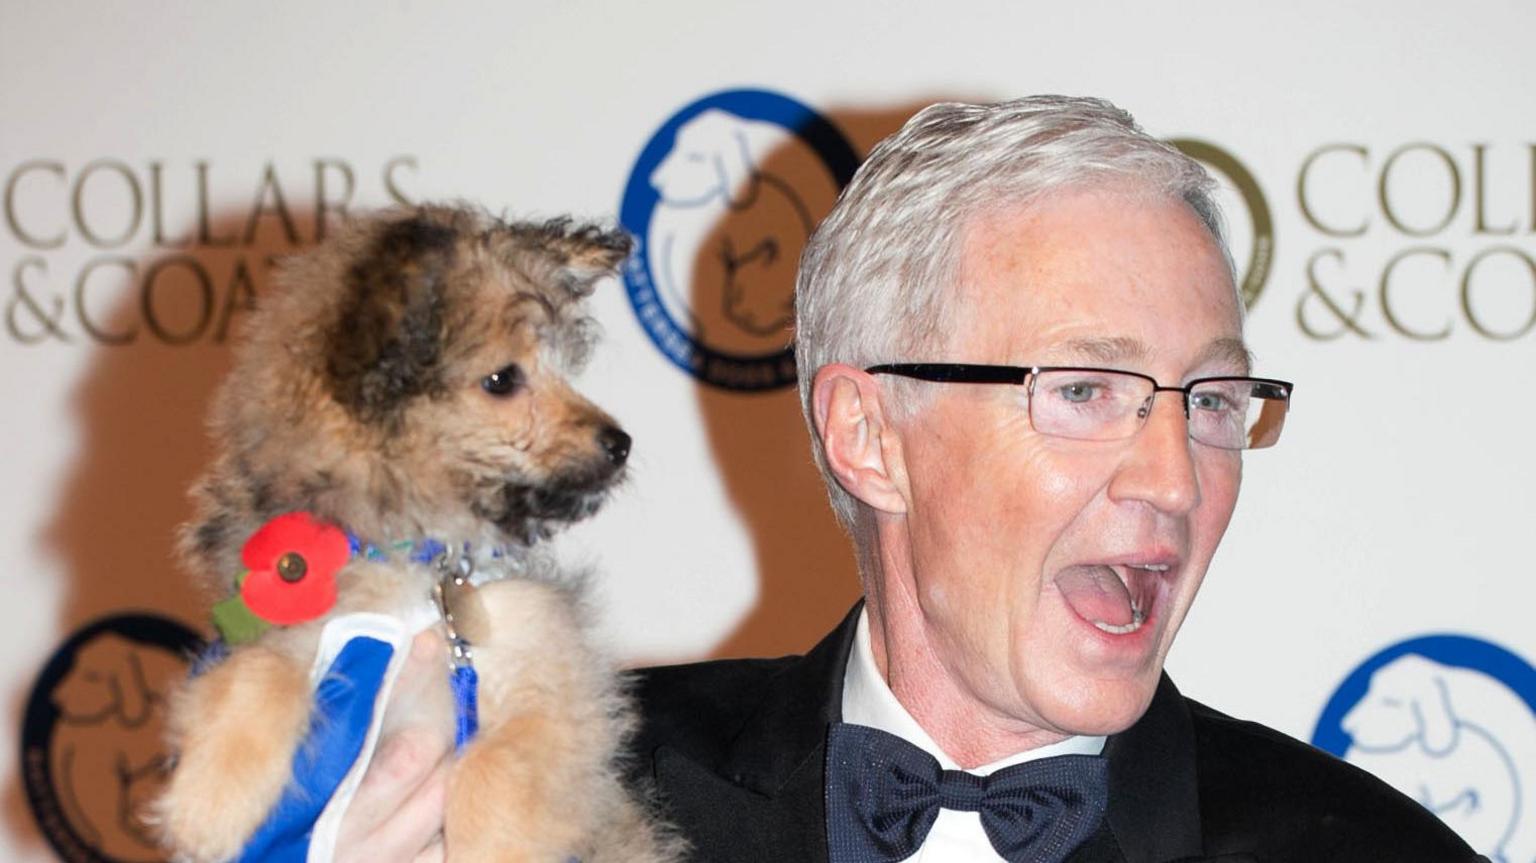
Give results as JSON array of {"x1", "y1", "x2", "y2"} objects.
[
  {"x1": 652, "y1": 605, "x2": 860, "y2": 863},
  {"x1": 1100, "y1": 674, "x2": 1205, "y2": 862},
  {"x1": 654, "y1": 746, "x2": 826, "y2": 862}
]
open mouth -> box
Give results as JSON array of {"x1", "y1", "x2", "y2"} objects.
[{"x1": 1053, "y1": 562, "x2": 1170, "y2": 636}]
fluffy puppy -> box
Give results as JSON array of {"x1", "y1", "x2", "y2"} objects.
[{"x1": 151, "y1": 204, "x2": 680, "y2": 863}]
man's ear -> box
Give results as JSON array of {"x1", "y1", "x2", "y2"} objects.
[{"x1": 812, "y1": 364, "x2": 907, "y2": 514}]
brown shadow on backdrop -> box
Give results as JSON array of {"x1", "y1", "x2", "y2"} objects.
[
  {"x1": 3, "y1": 205, "x2": 317, "y2": 861},
  {"x1": 686, "y1": 101, "x2": 949, "y2": 659}
]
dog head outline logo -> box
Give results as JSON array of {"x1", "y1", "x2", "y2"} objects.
[
  {"x1": 21, "y1": 613, "x2": 204, "y2": 863},
  {"x1": 620, "y1": 89, "x2": 859, "y2": 391},
  {"x1": 1314, "y1": 634, "x2": 1536, "y2": 862}
]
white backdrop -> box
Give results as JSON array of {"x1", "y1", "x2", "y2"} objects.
[{"x1": 3, "y1": 1, "x2": 1534, "y2": 860}]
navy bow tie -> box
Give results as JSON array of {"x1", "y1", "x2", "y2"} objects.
[{"x1": 824, "y1": 722, "x2": 1109, "y2": 863}]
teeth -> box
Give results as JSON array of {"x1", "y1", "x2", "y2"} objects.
[
  {"x1": 1127, "y1": 563, "x2": 1170, "y2": 572},
  {"x1": 1091, "y1": 598, "x2": 1146, "y2": 635}
]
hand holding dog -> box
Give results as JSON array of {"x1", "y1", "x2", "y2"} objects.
[
  {"x1": 188, "y1": 627, "x2": 450, "y2": 863},
  {"x1": 334, "y1": 630, "x2": 450, "y2": 863}
]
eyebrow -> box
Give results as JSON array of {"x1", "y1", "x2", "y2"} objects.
[
  {"x1": 1056, "y1": 336, "x2": 1149, "y2": 365},
  {"x1": 1055, "y1": 336, "x2": 1253, "y2": 375},
  {"x1": 1196, "y1": 337, "x2": 1254, "y2": 375}
]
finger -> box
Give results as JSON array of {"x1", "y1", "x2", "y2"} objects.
[
  {"x1": 341, "y1": 744, "x2": 450, "y2": 863},
  {"x1": 333, "y1": 632, "x2": 451, "y2": 862},
  {"x1": 405, "y1": 627, "x2": 447, "y2": 669},
  {"x1": 413, "y1": 838, "x2": 446, "y2": 863},
  {"x1": 336, "y1": 718, "x2": 448, "y2": 847}
]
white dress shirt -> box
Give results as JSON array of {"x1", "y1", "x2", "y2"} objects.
[{"x1": 839, "y1": 609, "x2": 1106, "y2": 863}]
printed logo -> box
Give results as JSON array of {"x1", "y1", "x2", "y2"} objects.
[
  {"x1": 21, "y1": 613, "x2": 204, "y2": 863},
  {"x1": 1291, "y1": 141, "x2": 1536, "y2": 342},
  {"x1": 620, "y1": 89, "x2": 859, "y2": 391},
  {"x1": 1314, "y1": 635, "x2": 1536, "y2": 861},
  {"x1": 2, "y1": 157, "x2": 418, "y2": 347},
  {"x1": 1170, "y1": 139, "x2": 1274, "y2": 311}
]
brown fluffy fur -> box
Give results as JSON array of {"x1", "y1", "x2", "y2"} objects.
[{"x1": 151, "y1": 204, "x2": 682, "y2": 862}]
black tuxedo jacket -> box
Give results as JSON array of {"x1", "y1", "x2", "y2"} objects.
[{"x1": 631, "y1": 604, "x2": 1483, "y2": 863}]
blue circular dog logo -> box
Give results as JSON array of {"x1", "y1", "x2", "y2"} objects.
[
  {"x1": 21, "y1": 613, "x2": 205, "y2": 863},
  {"x1": 1313, "y1": 634, "x2": 1536, "y2": 861},
  {"x1": 619, "y1": 89, "x2": 860, "y2": 391}
]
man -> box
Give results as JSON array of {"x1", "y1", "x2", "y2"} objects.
[
  {"x1": 326, "y1": 96, "x2": 1479, "y2": 862},
  {"x1": 626, "y1": 97, "x2": 1482, "y2": 861}
]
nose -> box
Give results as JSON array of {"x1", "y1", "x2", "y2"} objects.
[
  {"x1": 597, "y1": 425, "x2": 631, "y2": 467},
  {"x1": 1107, "y1": 392, "x2": 1200, "y2": 515}
]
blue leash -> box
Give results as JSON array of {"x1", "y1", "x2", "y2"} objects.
[
  {"x1": 347, "y1": 533, "x2": 480, "y2": 750},
  {"x1": 429, "y1": 547, "x2": 480, "y2": 752},
  {"x1": 449, "y1": 662, "x2": 479, "y2": 751}
]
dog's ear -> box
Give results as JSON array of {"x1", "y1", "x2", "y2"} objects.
[
  {"x1": 325, "y1": 213, "x2": 457, "y2": 424},
  {"x1": 52, "y1": 641, "x2": 120, "y2": 721},
  {"x1": 516, "y1": 218, "x2": 633, "y2": 298},
  {"x1": 1413, "y1": 674, "x2": 1460, "y2": 755},
  {"x1": 116, "y1": 648, "x2": 153, "y2": 725},
  {"x1": 717, "y1": 125, "x2": 761, "y2": 209},
  {"x1": 52, "y1": 637, "x2": 148, "y2": 723}
]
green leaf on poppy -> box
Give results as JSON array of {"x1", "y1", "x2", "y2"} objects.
[{"x1": 213, "y1": 593, "x2": 271, "y2": 645}]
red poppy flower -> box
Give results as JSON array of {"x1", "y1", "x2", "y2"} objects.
[{"x1": 239, "y1": 512, "x2": 346, "y2": 626}]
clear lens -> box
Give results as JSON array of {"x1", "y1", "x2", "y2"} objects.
[
  {"x1": 1029, "y1": 371, "x2": 1290, "y2": 450},
  {"x1": 1186, "y1": 379, "x2": 1249, "y2": 449},
  {"x1": 1188, "y1": 378, "x2": 1289, "y2": 450},
  {"x1": 1029, "y1": 369, "x2": 1151, "y2": 441}
]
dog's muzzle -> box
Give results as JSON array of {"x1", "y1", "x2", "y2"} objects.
[{"x1": 487, "y1": 427, "x2": 630, "y2": 544}]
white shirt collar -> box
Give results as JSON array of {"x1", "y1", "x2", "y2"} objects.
[{"x1": 840, "y1": 606, "x2": 1105, "y2": 774}]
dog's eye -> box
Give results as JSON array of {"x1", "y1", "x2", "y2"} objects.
[{"x1": 482, "y1": 364, "x2": 525, "y2": 397}]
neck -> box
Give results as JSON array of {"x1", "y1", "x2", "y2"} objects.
[{"x1": 864, "y1": 516, "x2": 1070, "y2": 768}]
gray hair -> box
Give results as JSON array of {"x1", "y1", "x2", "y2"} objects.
[{"x1": 794, "y1": 95, "x2": 1231, "y2": 532}]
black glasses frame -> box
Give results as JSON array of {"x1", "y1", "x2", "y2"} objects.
[
  {"x1": 865, "y1": 363, "x2": 1294, "y2": 450},
  {"x1": 865, "y1": 363, "x2": 1294, "y2": 411}
]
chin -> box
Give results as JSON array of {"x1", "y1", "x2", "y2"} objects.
[{"x1": 1036, "y1": 670, "x2": 1163, "y2": 737}]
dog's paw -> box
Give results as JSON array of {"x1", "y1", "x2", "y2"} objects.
[
  {"x1": 152, "y1": 769, "x2": 280, "y2": 863},
  {"x1": 444, "y1": 714, "x2": 593, "y2": 863},
  {"x1": 153, "y1": 647, "x2": 312, "y2": 862}
]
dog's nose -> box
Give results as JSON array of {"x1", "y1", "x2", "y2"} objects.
[{"x1": 598, "y1": 426, "x2": 631, "y2": 467}]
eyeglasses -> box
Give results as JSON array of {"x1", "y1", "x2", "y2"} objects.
[{"x1": 865, "y1": 363, "x2": 1294, "y2": 451}]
